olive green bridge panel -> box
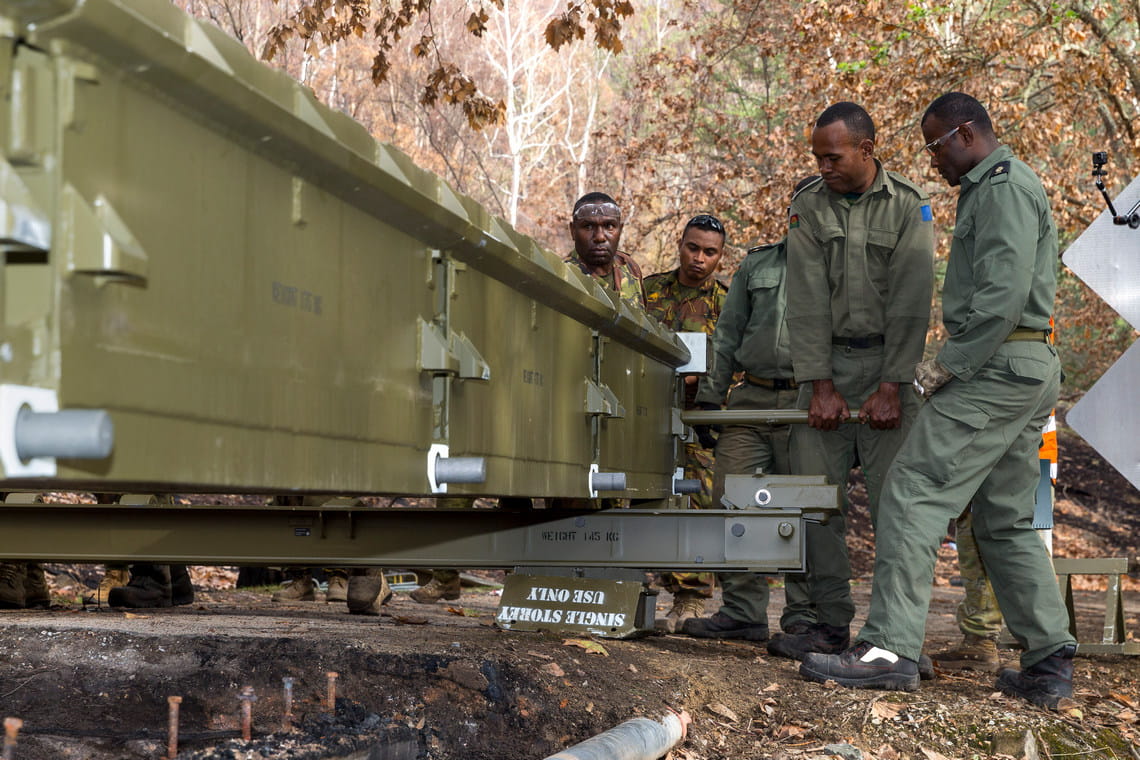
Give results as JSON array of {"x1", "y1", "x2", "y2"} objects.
[{"x1": 0, "y1": 0, "x2": 689, "y2": 498}]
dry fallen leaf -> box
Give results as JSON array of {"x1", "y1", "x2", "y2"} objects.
[
  {"x1": 562, "y1": 638, "x2": 609, "y2": 656},
  {"x1": 761, "y1": 682, "x2": 781, "y2": 692},
  {"x1": 627, "y1": 663, "x2": 638, "y2": 673},
  {"x1": 773, "y1": 723, "x2": 806, "y2": 739},
  {"x1": 446, "y1": 606, "x2": 482, "y2": 617},
  {"x1": 705, "y1": 702, "x2": 739, "y2": 722},
  {"x1": 1110, "y1": 691, "x2": 1137, "y2": 709},
  {"x1": 527, "y1": 650, "x2": 552, "y2": 660},
  {"x1": 919, "y1": 747, "x2": 956, "y2": 760},
  {"x1": 1057, "y1": 699, "x2": 1083, "y2": 719},
  {"x1": 541, "y1": 662, "x2": 565, "y2": 677},
  {"x1": 391, "y1": 614, "x2": 430, "y2": 625},
  {"x1": 872, "y1": 701, "x2": 906, "y2": 720},
  {"x1": 123, "y1": 612, "x2": 148, "y2": 619}
]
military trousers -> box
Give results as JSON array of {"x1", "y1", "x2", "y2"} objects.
[
  {"x1": 953, "y1": 508, "x2": 1003, "y2": 638},
  {"x1": 858, "y1": 341, "x2": 1074, "y2": 667},
  {"x1": 711, "y1": 383, "x2": 811, "y2": 629},
  {"x1": 790, "y1": 344, "x2": 918, "y2": 628}
]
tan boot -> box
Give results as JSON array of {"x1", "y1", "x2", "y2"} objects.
[
  {"x1": 23, "y1": 563, "x2": 50, "y2": 609},
  {"x1": 409, "y1": 574, "x2": 461, "y2": 604},
  {"x1": 0, "y1": 563, "x2": 26, "y2": 609},
  {"x1": 272, "y1": 571, "x2": 316, "y2": 603},
  {"x1": 325, "y1": 570, "x2": 349, "y2": 603},
  {"x1": 654, "y1": 593, "x2": 706, "y2": 633},
  {"x1": 90, "y1": 565, "x2": 130, "y2": 606},
  {"x1": 931, "y1": 634, "x2": 1000, "y2": 672},
  {"x1": 347, "y1": 568, "x2": 392, "y2": 615}
]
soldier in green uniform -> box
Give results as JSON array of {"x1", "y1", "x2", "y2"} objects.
[
  {"x1": 800, "y1": 93, "x2": 1077, "y2": 709},
  {"x1": 642, "y1": 213, "x2": 728, "y2": 632},
  {"x1": 680, "y1": 179, "x2": 820, "y2": 641},
  {"x1": 563, "y1": 192, "x2": 646, "y2": 308},
  {"x1": 769, "y1": 102, "x2": 934, "y2": 661}
]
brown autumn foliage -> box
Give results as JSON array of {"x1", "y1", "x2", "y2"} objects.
[{"x1": 187, "y1": 0, "x2": 1139, "y2": 392}]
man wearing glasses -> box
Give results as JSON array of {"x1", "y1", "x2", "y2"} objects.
[
  {"x1": 564, "y1": 192, "x2": 646, "y2": 308},
  {"x1": 768, "y1": 102, "x2": 935, "y2": 661},
  {"x1": 642, "y1": 214, "x2": 728, "y2": 633},
  {"x1": 800, "y1": 93, "x2": 1076, "y2": 708}
]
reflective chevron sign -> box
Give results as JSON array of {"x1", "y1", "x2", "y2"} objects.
[{"x1": 1062, "y1": 174, "x2": 1140, "y2": 491}]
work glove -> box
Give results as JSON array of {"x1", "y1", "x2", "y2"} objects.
[
  {"x1": 913, "y1": 359, "x2": 954, "y2": 399},
  {"x1": 693, "y1": 401, "x2": 721, "y2": 450}
]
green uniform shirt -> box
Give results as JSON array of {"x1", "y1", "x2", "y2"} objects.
[
  {"x1": 643, "y1": 268, "x2": 727, "y2": 333},
  {"x1": 696, "y1": 241, "x2": 794, "y2": 406},
  {"x1": 936, "y1": 145, "x2": 1058, "y2": 381},
  {"x1": 564, "y1": 250, "x2": 647, "y2": 308},
  {"x1": 786, "y1": 165, "x2": 934, "y2": 383}
]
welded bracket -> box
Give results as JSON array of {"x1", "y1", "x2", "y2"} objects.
[{"x1": 584, "y1": 378, "x2": 624, "y2": 418}]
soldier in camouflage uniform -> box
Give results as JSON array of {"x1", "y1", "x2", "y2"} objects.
[
  {"x1": 563, "y1": 192, "x2": 646, "y2": 308},
  {"x1": 643, "y1": 214, "x2": 728, "y2": 632}
]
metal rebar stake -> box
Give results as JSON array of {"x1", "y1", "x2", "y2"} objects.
[
  {"x1": 238, "y1": 686, "x2": 257, "y2": 742},
  {"x1": 166, "y1": 696, "x2": 182, "y2": 759}
]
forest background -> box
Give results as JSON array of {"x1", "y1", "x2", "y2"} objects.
[{"x1": 178, "y1": 0, "x2": 1140, "y2": 393}]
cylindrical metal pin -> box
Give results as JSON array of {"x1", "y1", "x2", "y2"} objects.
[
  {"x1": 325, "y1": 671, "x2": 338, "y2": 712},
  {"x1": 3, "y1": 717, "x2": 23, "y2": 760},
  {"x1": 282, "y1": 677, "x2": 295, "y2": 732},
  {"x1": 238, "y1": 686, "x2": 257, "y2": 742},
  {"x1": 166, "y1": 696, "x2": 182, "y2": 759}
]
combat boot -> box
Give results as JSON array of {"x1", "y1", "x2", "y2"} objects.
[
  {"x1": 801, "y1": 641, "x2": 920, "y2": 692},
  {"x1": 272, "y1": 570, "x2": 317, "y2": 602},
  {"x1": 347, "y1": 568, "x2": 393, "y2": 615},
  {"x1": 89, "y1": 565, "x2": 130, "y2": 606},
  {"x1": 768, "y1": 622, "x2": 850, "y2": 660},
  {"x1": 996, "y1": 644, "x2": 1075, "y2": 709},
  {"x1": 931, "y1": 633, "x2": 1000, "y2": 672},
  {"x1": 409, "y1": 573, "x2": 461, "y2": 605},
  {"x1": 325, "y1": 569, "x2": 349, "y2": 603},
  {"x1": 170, "y1": 565, "x2": 194, "y2": 606},
  {"x1": 681, "y1": 611, "x2": 769, "y2": 641},
  {"x1": 23, "y1": 563, "x2": 50, "y2": 609},
  {"x1": 0, "y1": 563, "x2": 26, "y2": 609},
  {"x1": 108, "y1": 565, "x2": 173, "y2": 608},
  {"x1": 654, "y1": 593, "x2": 706, "y2": 633}
]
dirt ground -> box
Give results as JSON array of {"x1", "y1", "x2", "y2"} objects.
[{"x1": 0, "y1": 418, "x2": 1138, "y2": 760}]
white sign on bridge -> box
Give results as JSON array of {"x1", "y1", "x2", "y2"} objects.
[{"x1": 1062, "y1": 173, "x2": 1140, "y2": 492}]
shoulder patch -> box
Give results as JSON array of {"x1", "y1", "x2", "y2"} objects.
[
  {"x1": 789, "y1": 213, "x2": 800, "y2": 229},
  {"x1": 920, "y1": 204, "x2": 933, "y2": 222},
  {"x1": 989, "y1": 161, "x2": 1011, "y2": 182}
]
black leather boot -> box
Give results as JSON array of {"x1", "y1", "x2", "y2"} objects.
[{"x1": 995, "y1": 644, "x2": 1076, "y2": 709}]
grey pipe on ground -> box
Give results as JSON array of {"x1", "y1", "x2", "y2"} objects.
[{"x1": 543, "y1": 709, "x2": 690, "y2": 760}]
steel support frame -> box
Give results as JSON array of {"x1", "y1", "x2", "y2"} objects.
[{"x1": 0, "y1": 504, "x2": 822, "y2": 571}]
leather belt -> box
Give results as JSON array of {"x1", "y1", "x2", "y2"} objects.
[
  {"x1": 832, "y1": 334, "x2": 885, "y2": 349},
  {"x1": 744, "y1": 373, "x2": 799, "y2": 391},
  {"x1": 1005, "y1": 328, "x2": 1051, "y2": 343}
]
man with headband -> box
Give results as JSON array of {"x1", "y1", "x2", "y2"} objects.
[{"x1": 564, "y1": 192, "x2": 646, "y2": 307}]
